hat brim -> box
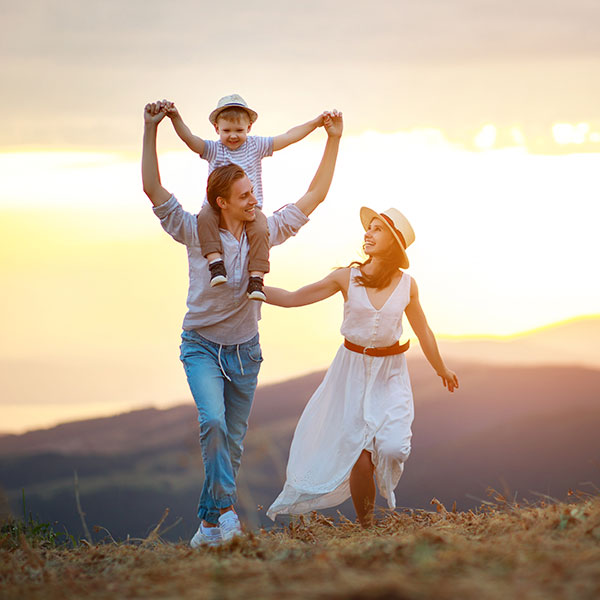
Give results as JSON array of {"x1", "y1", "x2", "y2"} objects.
[
  {"x1": 209, "y1": 104, "x2": 258, "y2": 125},
  {"x1": 360, "y1": 206, "x2": 410, "y2": 268}
]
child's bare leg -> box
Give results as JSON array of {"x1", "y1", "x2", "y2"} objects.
[
  {"x1": 246, "y1": 209, "x2": 269, "y2": 301},
  {"x1": 198, "y1": 204, "x2": 227, "y2": 286}
]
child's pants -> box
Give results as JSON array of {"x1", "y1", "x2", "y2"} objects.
[{"x1": 197, "y1": 204, "x2": 270, "y2": 274}]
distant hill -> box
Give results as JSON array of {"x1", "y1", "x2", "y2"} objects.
[
  {"x1": 437, "y1": 315, "x2": 600, "y2": 369},
  {"x1": 1, "y1": 316, "x2": 598, "y2": 436},
  {"x1": 0, "y1": 360, "x2": 598, "y2": 541}
]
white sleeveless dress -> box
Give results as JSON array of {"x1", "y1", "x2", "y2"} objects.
[{"x1": 267, "y1": 268, "x2": 414, "y2": 520}]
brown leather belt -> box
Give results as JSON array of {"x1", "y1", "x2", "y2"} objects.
[{"x1": 344, "y1": 338, "x2": 410, "y2": 357}]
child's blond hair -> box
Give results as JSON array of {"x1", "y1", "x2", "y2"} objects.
[{"x1": 216, "y1": 106, "x2": 251, "y2": 124}]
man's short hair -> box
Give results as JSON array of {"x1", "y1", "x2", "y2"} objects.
[
  {"x1": 206, "y1": 164, "x2": 246, "y2": 211},
  {"x1": 216, "y1": 107, "x2": 251, "y2": 124}
]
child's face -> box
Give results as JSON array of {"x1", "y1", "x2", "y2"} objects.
[{"x1": 215, "y1": 115, "x2": 252, "y2": 150}]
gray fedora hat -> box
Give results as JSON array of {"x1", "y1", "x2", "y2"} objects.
[{"x1": 209, "y1": 94, "x2": 258, "y2": 124}]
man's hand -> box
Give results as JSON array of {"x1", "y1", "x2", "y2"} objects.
[
  {"x1": 324, "y1": 110, "x2": 343, "y2": 138},
  {"x1": 144, "y1": 102, "x2": 167, "y2": 126}
]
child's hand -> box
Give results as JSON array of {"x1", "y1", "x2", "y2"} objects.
[
  {"x1": 160, "y1": 100, "x2": 179, "y2": 119},
  {"x1": 323, "y1": 110, "x2": 343, "y2": 138},
  {"x1": 316, "y1": 111, "x2": 331, "y2": 127},
  {"x1": 438, "y1": 368, "x2": 459, "y2": 393}
]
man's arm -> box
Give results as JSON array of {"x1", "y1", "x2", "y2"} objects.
[
  {"x1": 163, "y1": 101, "x2": 206, "y2": 155},
  {"x1": 142, "y1": 103, "x2": 172, "y2": 207},
  {"x1": 295, "y1": 111, "x2": 343, "y2": 217},
  {"x1": 272, "y1": 112, "x2": 327, "y2": 152}
]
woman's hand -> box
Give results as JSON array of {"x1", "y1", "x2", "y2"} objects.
[{"x1": 437, "y1": 368, "x2": 459, "y2": 393}]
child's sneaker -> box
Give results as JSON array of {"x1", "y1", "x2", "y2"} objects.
[
  {"x1": 209, "y1": 260, "x2": 228, "y2": 287},
  {"x1": 246, "y1": 276, "x2": 266, "y2": 301},
  {"x1": 190, "y1": 523, "x2": 222, "y2": 548},
  {"x1": 218, "y1": 511, "x2": 242, "y2": 542}
]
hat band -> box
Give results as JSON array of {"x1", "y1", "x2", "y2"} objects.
[{"x1": 381, "y1": 214, "x2": 407, "y2": 249}]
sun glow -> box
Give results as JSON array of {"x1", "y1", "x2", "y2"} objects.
[
  {"x1": 474, "y1": 124, "x2": 497, "y2": 150},
  {"x1": 1, "y1": 131, "x2": 599, "y2": 432},
  {"x1": 552, "y1": 122, "x2": 592, "y2": 145}
]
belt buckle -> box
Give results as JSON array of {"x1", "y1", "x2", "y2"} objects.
[{"x1": 363, "y1": 346, "x2": 374, "y2": 355}]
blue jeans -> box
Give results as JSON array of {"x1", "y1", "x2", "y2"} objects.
[{"x1": 179, "y1": 330, "x2": 263, "y2": 524}]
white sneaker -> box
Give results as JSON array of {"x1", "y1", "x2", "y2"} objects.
[
  {"x1": 218, "y1": 511, "x2": 242, "y2": 541},
  {"x1": 190, "y1": 523, "x2": 222, "y2": 548}
]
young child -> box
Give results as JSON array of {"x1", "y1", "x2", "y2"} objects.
[{"x1": 162, "y1": 94, "x2": 328, "y2": 301}]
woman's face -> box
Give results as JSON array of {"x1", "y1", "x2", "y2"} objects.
[{"x1": 363, "y1": 218, "x2": 396, "y2": 256}]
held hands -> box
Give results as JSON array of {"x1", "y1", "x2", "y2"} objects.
[
  {"x1": 323, "y1": 109, "x2": 343, "y2": 138},
  {"x1": 438, "y1": 368, "x2": 459, "y2": 393},
  {"x1": 160, "y1": 100, "x2": 179, "y2": 119},
  {"x1": 143, "y1": 100, "x2": 179, "y2": 125},
  {"x1": 314, "y1": 111, "x2": 331, "y2": 127}
]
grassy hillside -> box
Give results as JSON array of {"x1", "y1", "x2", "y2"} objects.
[
  {"x1": 2, "y1": 494, "x2": 599, "y2": 600},
  {"x1": 0, "y1": 362, "x2": 599, "y2": 542}
]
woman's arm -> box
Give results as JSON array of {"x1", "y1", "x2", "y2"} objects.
[
  {"x1": 265, "y1": 269, "x2": 346, "y2": 307},
  {"x1": 405, "y1": 278, "x2": 459, "y2": 393}
]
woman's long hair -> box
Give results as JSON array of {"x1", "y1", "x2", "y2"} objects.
[{"x1": 348, "y1": 242, "x2": 405, "y2": 290}]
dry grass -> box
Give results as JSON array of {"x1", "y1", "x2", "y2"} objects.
[{"x1": 2, "y1": 492, "x2": 600, "y2": 600}]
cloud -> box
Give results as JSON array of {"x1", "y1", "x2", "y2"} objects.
[{"x1": 2, "y1": 0, "x2": 600, "y2": 150}]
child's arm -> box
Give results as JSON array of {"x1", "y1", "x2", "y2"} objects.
[
  {"x1": 405, "y1": 278, "x2": 459, "y2": 393},
  {"x1": 272, "y1": 111, "x2": 328, "y2": 151},
  {"x1": 162, "y1": 101, "x2": 206, "y2": 155}
]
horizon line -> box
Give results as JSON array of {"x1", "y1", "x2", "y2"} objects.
[{"x1": 436, "y1": 313, "x2": 599, "y2": 342}]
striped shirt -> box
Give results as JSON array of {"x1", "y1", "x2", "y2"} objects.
[{"x1": 201, "y1": 136, "x2": 274, "y2": 209}]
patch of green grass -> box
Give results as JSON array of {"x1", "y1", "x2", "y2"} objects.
[{"x1": 0, "y1": 490, "x2": 77, "y2": 550}]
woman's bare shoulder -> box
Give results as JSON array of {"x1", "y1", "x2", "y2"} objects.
[
  {"x1": 330, "y1": 267, "x2": 351, "y2": 295},
  {"x1": 405, "y1": 272, "x2": 418, "y2": 297},
  {"x1": 331, "y1": 266, "x2": 351, "y2": 281}
]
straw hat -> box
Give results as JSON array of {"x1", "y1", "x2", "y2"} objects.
[
  {"x1": 209, "y1": 94, "x2": 258, "y2": 125},
  {"x1": 360, "y1": 207, "x2": 415, "y2": 268}
]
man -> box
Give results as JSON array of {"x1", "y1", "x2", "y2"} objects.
[{"x1": 141, "y1": 101, "x2": 343, "y2": 546}]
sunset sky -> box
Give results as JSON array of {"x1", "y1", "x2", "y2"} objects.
[{"x1": 2, "y1": 0, "x2": 599, "y2": 433}]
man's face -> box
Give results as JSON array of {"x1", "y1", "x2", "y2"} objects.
[
  {"x1": 219, "y1": 175, "x2": 257, "y2": 222},
  {"x1": 215, "y1": 115, "x2": 251, "y2": 150}
]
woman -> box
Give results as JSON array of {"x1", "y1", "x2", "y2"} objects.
[{"x1": 265, "y1": 207, "x2": 458, "y2": 527}]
